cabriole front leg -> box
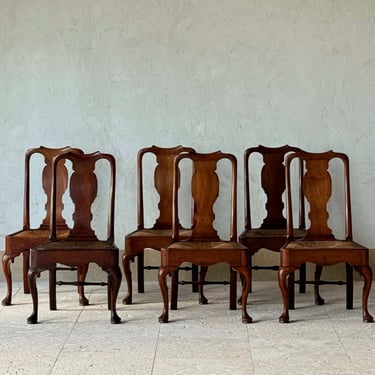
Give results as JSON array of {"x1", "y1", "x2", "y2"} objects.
[
  {"x1": 356, "y1": 265, "x2": 374, "y2": 323},
  {"x1": 122, "y1": 254, "x2": 134, "y2": 305},
  {"x1": 1, "y1": 253, "x2": 13, "y2": 306},
  {"x1": 158, "y1": 267, "x2": 172, "y2": 323},
  {"x1": 235, "y1": 266, "x2": 252, "y2": 324},
  {"x1": 314, "y1": 265, "x2": 325, "y2": 306},
  {"x1": 27, "y1": 270, "x2": 40, "y2": 324},
  {"x1": 278, "y1": 268, "x2": 291, "y2": 323},
  {"x1": 107, "y1": 265, "x2": 122, "y2": 324},
  {"x1": 22, "y1": 251, "x2": 30, "y2": 294},
  {"x1": 78, "y1": 264, "x2": 89, "y2": 306},
  {"x1": 198, "y1": 266, "x2": 208, "y2": 305}
]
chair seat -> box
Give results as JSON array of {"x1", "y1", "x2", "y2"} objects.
[
  {"x1": 167, "y1": 240, "x2": 248, "y2": 250},
  {"x1": 281, "y1": 240, "x2": 369, "y2": 267},
  {"x1": 125, "y1": 228, "x2": 192, "y2": 254},
  {"x1": 241, "y1": 228, "x2": 306, "y2": 238},
  {"x1": 126, "y1": 228, "x2": 191, "y2": 238},
  {"x1": 283, "y1": 240, "x2": 367, "y2": 250},
  {"x1": 6, "y1": 229, "x2": 70, "y2": 250},
  {"x1": 161, "y1": 241, "x2": 249, "y2": 268},
  {"x1": 33, "y1": 239, "x2": 118, "y2": 251},
  {"x1": 30, "y1": 240, "x2": 119, "y2": 269}
]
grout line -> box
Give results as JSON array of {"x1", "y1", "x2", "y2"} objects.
[
  {"x1": 329, "y1": 314, "x2": 361, "y2": 375},
  {"x1": 246, "y1": 324, "x2": 256, "y2": 375},
  {"x1": 150, "y1": 320, "x2": 162, "y2": 375},
  {"x1": 48, "y1": 292, "x2": 89, "y2": 375}
]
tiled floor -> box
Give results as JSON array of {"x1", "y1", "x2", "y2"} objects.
[{"x1": 0, "y1": 279, "x2": 374, "y2": 375}]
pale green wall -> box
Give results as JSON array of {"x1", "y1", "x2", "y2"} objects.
[{"x1": 1, "y1": 1, "x2": 375, "y2": 285}]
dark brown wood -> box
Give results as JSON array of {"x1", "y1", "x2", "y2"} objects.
[
  {"x1": 122, "y1": 145, "x2": 196, "y2": 305},
  {"x1": 27, "y1": 151, "x2": 121, "y2": 324},
  {"x1": 158, "y1": 151, "x2": 253, "y2": 324},
  {"x1": 278, "y1": 150, "x2": 373, "y2": 323},
  {"x1": 239, "y1": 145, "x2": 307, "y2": 305},
  {"x1": 1, "y1": 146, "x2": 88, "y2": 306}
]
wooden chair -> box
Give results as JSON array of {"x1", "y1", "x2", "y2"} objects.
[
  {"x1": 2, "y1": 146, "x2": 88, "y2": 307},
  {"x1": 27, "y1": 151, "x2": 121, "y2": 324},
  {"x1": 158, "y1": 151, "x2": 253, "y2": 324},
  {"x1": 238, "y1": 145, "x2": 307, "y2": 307},
  {"x1": 122, "y1": 145, "x2": 197, "y2": 305},
  {"x1": 278, "y1": 150, "x2": 373, "y2": 323}
]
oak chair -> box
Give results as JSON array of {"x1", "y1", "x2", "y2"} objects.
[
  {"x1": 2, "y1": 146, "x2": 88, "y2": 307},
  {"x1": 278, "y1": 150, "x2": 373, "y2": 323},
  {"x1": 158, "y1": 151, "x2": 253, "y2": 324},
  {"x1": 27, "y1": 151, "x2": 121, "y2": 324},
  {"x1": 122, "y1": 145, "x2": 197, "y2": 305}
]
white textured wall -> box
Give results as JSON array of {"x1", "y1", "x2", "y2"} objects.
[{"x1": 1, "y1": 0, "x2": 375, "y2": 281}]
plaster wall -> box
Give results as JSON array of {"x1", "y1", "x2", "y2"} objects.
[{"x1": 1, "y1": 0, "x2": 375, "y2": 284}]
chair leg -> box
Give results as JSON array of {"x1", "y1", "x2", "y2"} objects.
[
  {"x1": 170, "y1": 269, "x2": 179, "y2": 310},
  {"x1": 23, "y1": 250, "x2": 30, "y2": 294},
  {"x1": 229, "y1": 268, "x2": 237, "y2": 310},
  {"x1": 234, "y1": 266, "x2": 252, "y2": 323},
  {"x1": 192, "y1": 263, "x2": 199, "y2": 293},
  {"x1": 1, "y1": 253, "x2": 13, "y2": 306},
  {"x1": 49, "y1": 266, "x2": 57, "y2": 310},
  {"x1": 77, "y1": 264, "x2": 89, "y2": 306},
  {"x1": 237, "y1": 272, "x2": 245, "y2": 305},
  {"x1": 346, "y1": 263, "x2": 353, "y2": 310},
  {"x1": 314, "y1": 265, "x2": 325, "y2": 305},
  {"x1": 279, "y1": 268, "x2": 293, "y2": 323},
  {"x1": 248, "y1": 256, "x2": 253, "y2": 293},
  {"x1": 355, "y1": 265, "x2": 373, "y2": 323},
  {"x1": 122, "y1": 254, "x2": 134, "y2": 305},
  {"x1": 107, "y1": 273, "x2": 112, "y2": 310},
  {"x1": 107, "y1": 266, "x2": 121, "y2": 324},
  {"x1": 27, "y1": 270, "x2": 40, "y2": 324},
  {"x1": 299, "y1": 262, "x2": 306, "y2": 294},
  {"x1": 288, "y1": 272, "x2": 295, "y2": 310},
  {"x1": 198, "y1": 266, "x2": 208, "y2": 305},
  {"x1": 137, "y1": 252, "x2": 145, "y2": 293},
  {"x1": 158, "y1": 267, "x2": 172, "y2": 323}
]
